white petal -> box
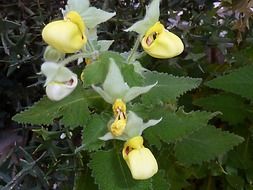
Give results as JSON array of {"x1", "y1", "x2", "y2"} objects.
[
  {"x1": 97, "y1": 40, "x2": 114, "y2": 52},
  {"x1": 63, "y1": 0, "x2": 90, "y2": 16},
  {"x1": 41, "y1": 62, "x2": 75, "y2": 86},
  {"x1": 123, "y1": 111, "x2": 144, "y2": 138},
  {"x1": 142, "y1": 118, "x2": 162, "y2": 133},
  {"x1": 145, "y1": 0, "x2": 160, "y2": 24},
  {"x1": 53, "y1": 65, "x2": 75, "y2": 82},
  {"x1": 102, "y1": 59, "x2": 129, "y2": 99},
  {"x1": 99, "y1": 132, "x2": 114, "y2": 141},
  {"x1": 41, "y1": 62, "x2": 60, "y2": 86},
  {"x1": 46, "y1": 75, "x2": 78, "y2": 101},
  {"x1": 125, "y1": 0, "x2": 160, "y2": 34},
  {"x1": 92, "y1": 85, "x2": 114, "y2": 104},
  {"x1": 124, "y1": 111, "x2": 161, "y2": 137},
  {"x1": 80, "y1": 7, "x2": 116, "y2": 28},
  {"x1": 123, "y1": 82, "x2": 157, "y2": 102}
]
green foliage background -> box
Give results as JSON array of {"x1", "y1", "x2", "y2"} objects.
[{"x1": 1, "y1": 0, "x2": 253, "y2": 190}]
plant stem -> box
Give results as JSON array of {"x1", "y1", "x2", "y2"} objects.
[
  {"x1": 127, "y1": 35, "x2": 142, "y2": 64},
  {"x1": 64, "y1": 128, "x2": 84, "y2": 167},
  {"x1": 59, "y1": 52, "x2": 91, "y2": 66},
  {"x1": 206, "y1": 175, "x2": 212, "y2": 190},
  {"x1": 87, "y1": 39, "x2": 95, "y2": 52}
]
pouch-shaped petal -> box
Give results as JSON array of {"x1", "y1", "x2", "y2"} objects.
[
  {"x1": 46, "y1": 74, "x2": 78, "y2": 101},
  {"x1": 42, "y1": 11, "x2": 87, "y2": 53},
  {"x1": 141, "y1": 22, "x2": 184, "y2": 59},
  {"x1": 126, "y1": 147, "x2": 158, "y2": 180},
  {"x1": 122, "y1": 136, "x2": 158, "y2": 180}
]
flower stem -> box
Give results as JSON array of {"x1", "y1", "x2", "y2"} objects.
[
  {"x1": 59, "y1": 52, "x2": 91, "y2": 66},
  {"x1": 87, "y1": 39, "x2": 95, "y2": 52},
  {"x1": 127, "y1": 35, "x2": 142, "y2": 64}
]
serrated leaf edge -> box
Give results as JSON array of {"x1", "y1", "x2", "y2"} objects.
[{"x1": 175, "y1": 126, "x2": 244, "y2": 165}]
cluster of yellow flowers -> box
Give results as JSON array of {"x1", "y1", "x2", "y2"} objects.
[
  {"x1": 40, "y1": 0, "x2": 184, "y2": 181},
  {"x1": 42, "y1": 13, "x2": 183, "y2": 58}
]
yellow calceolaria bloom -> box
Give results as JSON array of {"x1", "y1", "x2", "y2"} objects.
[
  {"x1": 112, "y1": 99, "x2": 126, "y2": 117},
  {"x1": 42, "y1": 11, "x2": 87, "y2": 53},
  {"x1": 110, "y1": 119, "x2": 127, "y2": 136},
  {"x1": 141, "y1": 22, "x2": 184, "y2": 59},
  {"x1": 122, "y1": 136, "x2": 158, "y2": 180},
  {"x1": 110, "y1": 99, "x2": 127, "y2": 136}
]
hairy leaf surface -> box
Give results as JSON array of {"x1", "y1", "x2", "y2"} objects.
[
  {"x1": 205, "y1": 65, "x2": 253, "y2": 100},
  {"x1": 89, "y1": 150, "x2": 151, "y2": 190},
  {"x1": 175, "y1": 126, "x2": 244, "y2": 164},
  {"x1": 142, "y1": 72, "x2": 202, "y2": 104},
  {"x1": 13, "y1": 85, "x2": 90, "y2": 129}
]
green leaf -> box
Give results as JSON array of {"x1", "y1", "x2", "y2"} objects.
[
  {"x1": 82, "y1": 115, "x2": 108, "y2": 151},
  {"x1": 142, "y1": 71, "x2": 202, "y2": 104},
  {"x1": 151, "y1": 170, "x2": 170, "y2": 190},
  {"x1": 184, "y1": 52, "x2": 205, "y2": 61},
  {"x1": 82, "y1": 51, "x2": 143, "y2": 86},
  {"x1": 167, "y1": 164, "x2": 190, "y2": 190},
  {"x1": 156, "y1": 152, "x2": 190, "y2": 190},
  {"x1": 175, "y1": 126, "x2": 244, "y2": 165},
  {"x1": 12, "y1": 84, "x2": 90, "y2": 129},
  {"x1": 205, "y1": 65, "x2": 253, "y2": 100},
  {"x1": 89, "y1": 150, "x2": 151, "y2": 190},
  {"x1": 74, "y1": 169, "x2": 98, "y2": 190},
  {"x1": 194, "y1": 93, "x2": 251, "y2": 124},
  {"x1": 143, "y1": 108, "x2": 218, "y2": 147},
  {"x1": 121, "y1": 64, "x2": 144, "y2": 87},
  {"x1": 226, "y1": 175, "x2": 245, "y2": 190}
]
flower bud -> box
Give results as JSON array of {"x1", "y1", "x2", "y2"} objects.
[
  {"x1": 122, "y1": 136, "x2": 158, "y2": 180},
  {"x1": 141, "y1": 22, "x2": 184, "y2": 59},
  {"x1": 43, "y1": 46, "x2": 65, "y2": 62}
]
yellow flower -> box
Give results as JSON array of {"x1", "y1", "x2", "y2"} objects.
[
  {"x1": 122, "y1": 136, "x2": 158, "y2": 180},
  {"x1": 85, "y1": 58, "x2": 92, "y2": 65},
  {"x1": 112, "y1": 99, "x2": 126, "y2": 117},
  {"x1": 110, "y1": 100, "x2": 127, "y2": 136},
  {"x1": 110, "y1": 119, "x2": 127, "y2": 136},
  {"x1": 141, "y1": 22, "x2": 184, "y2": 59},
  {"x1": 42, "y1": 11, "x2": 87, "y2": 53}
]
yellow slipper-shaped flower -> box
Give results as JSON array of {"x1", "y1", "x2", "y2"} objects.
[
  {"x1": 122, "y1": 136, "x2": 158, "y2": 180},
  {"x1": 42, "y1": 11, "x2": 87, "y2": 53},
  {"x1": 141, "y1": 22, "x2": 184, "y2": 59}
]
